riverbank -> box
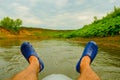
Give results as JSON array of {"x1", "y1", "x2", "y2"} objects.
[
  {"x1": 0, "y1": 27, "x2": 120, "y2": 55},
  {"x1": 0, "y1": 27, "x2": 72, "y2": 39}
]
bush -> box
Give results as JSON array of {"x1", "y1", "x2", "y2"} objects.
[
  {"x1": 0, "y1": 17, "x2": 22, "y2": 31},
  {"x1": 60, "y1": 7, "x2": 120, "y2": 38}
]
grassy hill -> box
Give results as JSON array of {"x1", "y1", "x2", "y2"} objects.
[{"x1": 59, "y1": 7, "x2": 120, "y2": 38}]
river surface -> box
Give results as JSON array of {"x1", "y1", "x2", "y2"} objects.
[{"x1": 0, "y1": 39, "x2": 120, "y2": 80}]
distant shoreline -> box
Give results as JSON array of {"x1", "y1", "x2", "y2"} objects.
[
  {"x1": 0, "y1": 27, "x2": 72, "y2": 39},
  {"x1": 0, "y1": 27, "x2": 120, "y2": 53}
]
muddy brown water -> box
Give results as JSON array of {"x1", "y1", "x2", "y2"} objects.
[{"x1": 0, "y1": 39, "x2": 120, "y2": 80}]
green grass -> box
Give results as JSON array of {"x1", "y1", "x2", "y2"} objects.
[{"x1": 59, "y1": 7, "x2": 120, "y2": 38}]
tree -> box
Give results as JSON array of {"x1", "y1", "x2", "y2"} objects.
[
  {"x1": 14, "y1": 19, "x2": 22, "y2": 30},
  {"x1": 93, "y1": 16, "x2": 98, "y2": 23},
  {"x1": 94, "y1": 16, "x2": 98, "y2": 21},
  {"x1": 0, "y1": 17, "x2": 22, "y2": 31}
]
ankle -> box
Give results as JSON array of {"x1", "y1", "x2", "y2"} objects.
[
  {"x1": 80, "y1": 56, "x2": 91, "y2": 71},
  {"x1": 29, "y1": 56, "x2": 40, "y2": 70},
  {"x1": 29, "y1": 56, "x2": 38, "y2": 63},
  {"x1": 27, "y1": 56, "x2": 40, "y2": 73}
]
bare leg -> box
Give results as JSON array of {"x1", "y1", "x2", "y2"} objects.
[
  {"x1": 78, "y1": 56, "x2": 100, "y2": 80},
  {"x1": 11, "y1": 56, "x2": 40, "y2": 80}
]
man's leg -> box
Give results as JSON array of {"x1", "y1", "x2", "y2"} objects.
[
  {"x1": 78, "y1": 56, "x2": 100, "y2": 80},
  {"x1": 11, "y1": 56, "x2": 40, "y2": 80},
  {"x1": 76, "y1": 41, "x2": 100, "y2": 80},
  {"x1": 10, "y1": 42, "x2": 44, "y2": 80}
]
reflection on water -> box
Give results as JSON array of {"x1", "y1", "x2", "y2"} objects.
[
  {"x1": 0, "y1": 39, "x2": 21, "y2": 48},
  {"x1": 0, "y1": 39, "x2": 120, "y2": 80}
]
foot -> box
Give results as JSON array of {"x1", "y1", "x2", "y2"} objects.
[
  {"x1": 76, "y1": 41, "x2": 98, "y2": 73},
  {"x1": 20, "y1": 42, "x2": 44, "y2": 72},
  {"x1": 80, "y1": 56, "x2": 91, "y2": 72}
]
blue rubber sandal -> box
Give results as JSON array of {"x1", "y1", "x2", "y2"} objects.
[
  {"x1": 20, "y1": 42, "x2": 44, "y2": 72},
  {"x1": 76, "y1": 41, "x2": 98, "y2": 73}
]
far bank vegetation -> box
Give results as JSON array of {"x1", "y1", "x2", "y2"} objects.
[{"x1": 0, "y1": 17, "x2": 22, "y2": 32}]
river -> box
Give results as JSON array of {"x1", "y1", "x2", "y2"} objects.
[{"x1": 0, "y1": 39, "x2": 120, "y2": 80}]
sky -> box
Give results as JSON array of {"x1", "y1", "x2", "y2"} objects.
[{"x1": 0, "y1": 0, "x2": 120, "y2": 30}]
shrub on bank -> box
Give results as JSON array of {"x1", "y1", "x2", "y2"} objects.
[
  {"x1": 61, "y1": 6, "x2": 120, "y2": 38},
  {"x1": 0, "y1": 17, "x2": 22, "y2": 32}
]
